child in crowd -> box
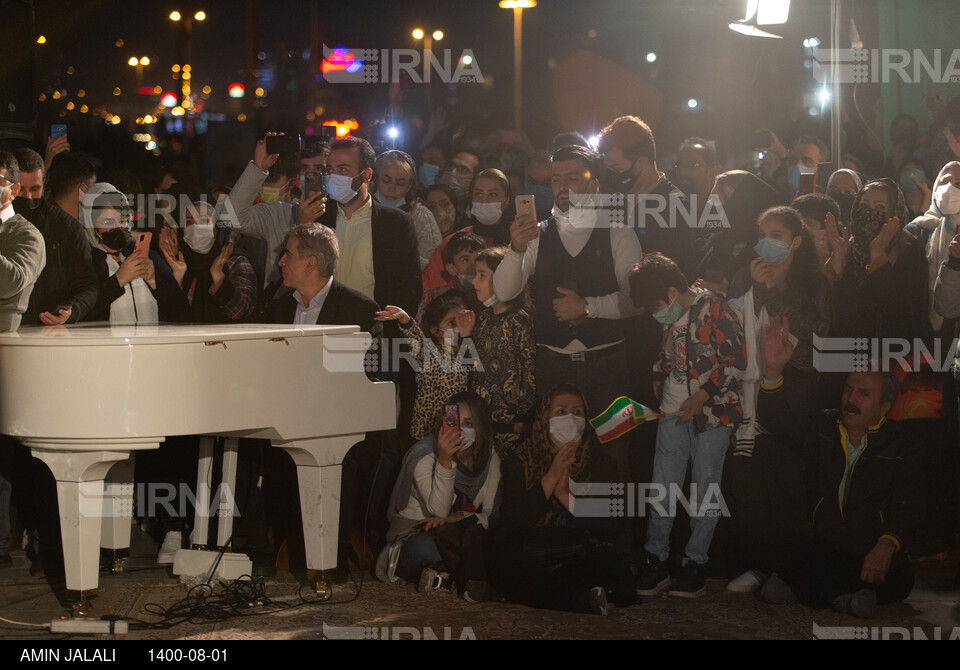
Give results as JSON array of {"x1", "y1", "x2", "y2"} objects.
[
  {"x1": 629, "y1": 252, "x2": 747, "y2": 598},
  {"x1": 416, "y1": 231, "x2": 485, "y2": 322},
  {"x1": 459, "y1": 246, "x2": 537, "y2": 456},
  {"x1": 377, "y1": 291, "x2": 474, "y2": 441}
]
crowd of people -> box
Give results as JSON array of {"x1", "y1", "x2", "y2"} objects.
[{"x1": 1, "y1": 95, "x2": 960, "y2": 620}]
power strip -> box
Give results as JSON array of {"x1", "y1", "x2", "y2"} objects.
[{"x1": 49, "y1": 619, "x2": 129, "y2": 634}]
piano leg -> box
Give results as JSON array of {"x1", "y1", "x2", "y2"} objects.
[
  {"x1": 29, "y1": 443, "x2": 160, "y2": 612},
  {"x1": 275, "y1": 436, "x2": 360, "y2": 574},
  {"x1": 190, "y1": 437, "x2": 216, "y2": 549},
  {"x1": 216, "y1": 438, "x2": 240, "y2": 549},
  {"x1": 101, "y1": 456, "x2": 135, "y2": 573}
]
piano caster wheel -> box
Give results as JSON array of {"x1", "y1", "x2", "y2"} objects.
[
  {"x1": 111, "y1": 557, "x2": 126, "y2": 574},
  {"x1": 313, "y1": 578, "x2": 332, "y2": 601}
]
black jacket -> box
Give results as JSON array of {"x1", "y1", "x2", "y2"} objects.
[
  {"x1": 758, "y1": 383, "x2": 922, "y2": 556},
  {"x1": 14, "y1": 197, "x2": 98, "y2": 323},
  {"x1": 265, "y1": 278, "x2": 381, "y2": 336},
  {"x1": 318, "y1": 197, "x2": 422, "y2": 317}
]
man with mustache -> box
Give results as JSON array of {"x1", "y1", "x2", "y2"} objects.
[{"x1": 754, "y1": 315, "x2": 921, "y2": 619}]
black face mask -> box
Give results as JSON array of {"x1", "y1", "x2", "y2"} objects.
[
  {"x1": 15, "y1": 196, "x2": 41, "y2": 212},
  {"x1": 827, "y1": 189, "x2": 856, "y2": 222},
  {"x1": 606, "y1": 166, "x2": 638, "y2": 192},
  {"x1": 100, "y1": 227, "x2": 131, "y2": 253}
]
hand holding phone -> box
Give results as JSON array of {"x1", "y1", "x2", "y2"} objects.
[{"x1": 134, "y1": 232, "x2": 152, "y2": 258}]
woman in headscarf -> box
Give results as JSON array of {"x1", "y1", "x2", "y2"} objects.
[
  {"x1": 484, "y1": 383, "x2": 636, "y2": 615},
  {"x1": 376, "y1": 391, "x2": 501, "y2": 598},
  {"x1": 695, "y1": 171, "x2": 783, "y2": 287},
  {"x1": 371, "y1": 150, "x2": 443, "y2": 271},
  {"x1": 830, "y1": 178, "x2": 931, "y2": 342},
  {"x1": 420, "y1": 169, "x2": 515, "y2": 292},
  {"x1": 159, "y1": 200, "x2": 258, "y2": 323},
  {"x1": 83, "y1": 182, "x2": 187, "y2": 323}
]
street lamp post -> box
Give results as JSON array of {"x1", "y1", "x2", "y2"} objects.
[
  {"x1": 499, "y1": 0, "x2": 536, "y2": 132},
  {"x1": 127, "y1": 56, "x2": 150, "y2": 88},
  {"x1": 170, "y1": 9, "x2": 206, "y2": 108},
  {"x1": 413, "y1": 28, "x2": 443, "y2": 108}
]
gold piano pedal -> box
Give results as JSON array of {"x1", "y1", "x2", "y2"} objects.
[
  {"x1": 69, "y1": 589, "x2": 99, "y2": 617},
  {"x1": 306, "y1": 569, "x2": 335, "y2": 601}
]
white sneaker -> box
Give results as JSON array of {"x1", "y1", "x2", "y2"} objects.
[
  {"x1": 726, "y1": 569, "x2": 765, "y2": 593},
  {"x1": 156, "y1": 531, "x2": 182, "y2": 565}
]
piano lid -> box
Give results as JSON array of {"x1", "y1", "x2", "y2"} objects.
[{"x1": 0, "y1": 322, "x2": 362, "y2": 347}]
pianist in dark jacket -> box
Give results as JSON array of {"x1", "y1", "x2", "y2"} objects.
[
  {"x1": 263, "y1": 222, "x2": 382, "y2": 338},
  {"x1": 82, "y1": 183, "x2": 188, "y2": 323}
]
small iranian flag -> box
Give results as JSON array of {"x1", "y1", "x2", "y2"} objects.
[{"x1": 590, "y1": 396, "x2": 664, "y2": 443}]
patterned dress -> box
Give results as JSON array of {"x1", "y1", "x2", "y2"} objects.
[
  {"x1": 468, "y1": 306, "x2": 537, "y2": 456},
  {"x1": 400, "y1": 318, "x2": 470, "y2": 441}
]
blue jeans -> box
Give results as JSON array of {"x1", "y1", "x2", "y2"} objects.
[
  {"x1": 644, "y1": 416, "x2": 732, "y2": 566},
  {"x1": 395, "y1": 531, "x2": 445, "y2": 582}
]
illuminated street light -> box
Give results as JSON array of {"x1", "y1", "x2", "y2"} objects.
[
  {"x1": 128, "y1": 57, "x2": 138, "y2": 66},
  {"x1": 500, "y1": 0, "x2": 537, "y2": 131},
  {"x1": 194, "y1": 11, "x2": 206, "y2": 21},
  {"x1": 140, "y1": 56, "x2": 150, "y2": 66},
  {"x1": 36, "y1": 35, "x2": 46, "y2": 44},
  {"x1": 413, "y1": 27, "x2": 444, "y2": 107},
  {"x1": 169, "y1": 11, "x2": 181, "y2": 21}
]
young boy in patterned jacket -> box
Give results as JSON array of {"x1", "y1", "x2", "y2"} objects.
[{"x1": 629, "y1": 252, "x2": 747, "y2": 598}]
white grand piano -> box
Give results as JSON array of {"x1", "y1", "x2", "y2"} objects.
[{"x1": 0, "y1": 323, "x2": 395, "y2": 610}]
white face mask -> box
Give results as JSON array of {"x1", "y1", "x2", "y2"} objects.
[
  {"x1": 442, "y1": 327, "x2": 460, "y2": 347},
  {"x1": 471, "y1": 201, "x2": 502, "y2": 226},
  {"x1": 549, "y1": 414, "x2": 585, "y2": 447},
  {"x1": 184, "y1": 223, "x2": 216, "y2": 254},
  {"x1": 459, "y1": 427, "x2": 476, "y2": 449},
  {"x1": 935, "y1": 181, "x2": 960, "y2": 216}
]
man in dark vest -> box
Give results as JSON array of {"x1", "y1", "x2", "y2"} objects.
[{"x1": 493, "y1": 144, "x2": 642, "y2": 428}]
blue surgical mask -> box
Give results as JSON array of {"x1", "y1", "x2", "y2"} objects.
[
  {"x1": 652, "y1": 298, "x2": 684, "y2": 325},
  {"x1": 753, "y1": 237, "x2": 792, "y2": 264},
  {"x1": 375, "y1": 190, "x2": 406, "y2": 208},
  {"x1": 323, "y1": 173, "x2": 359, "y2": 204},
  {"x1": 899, "y1": 168, "x2": 926, "y2": 193},
  {"x1": 419, "y1": 163, "x2": 440, "y2": 187}
]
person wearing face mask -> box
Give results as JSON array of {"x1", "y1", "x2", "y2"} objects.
[
  {"x1": 597, "y1": 115, "x2": 692, "y2": 276},
  {"x1": 376, "y1": 292, "x2": 472, "y2": 442},
  {"x1": 82, "y1": 183, "x2": 187, "y2": 323},
  {"x1": 455, "y1": 247, "x2": 537, "y2": 457},
  {"x1": 437, "y1": 150, "x2": 482, "y2": 210},
  {"x1": 417, "y1": 144, "x2": 447, "y2": 189},
  {"x1": 424, "y1": 184, "x2": 468, "y2": 237},
  {"x1": 316, "y1": 137, "x2": 422, "y2": 320},
  {"x1": 830, "y1": 179, "x2": 931, "y2": 342},
  {"x1": 826, "y1": 168, "x2": 863, "y2": 227},
  {"x1": 420, "y1": 169, "x2": 513, "y2": 292},
  {"x1": 719, "y1": 207, "x2": 831, "y2": 592},
  {"x1": 11, "y1": 148, "x2": 98, "y2": 326},
  {"x1": 227, "y1": 134, "x2": 330, "y2": 293},
  {"x1": 376, "y1": 391, "x2": 501, "y2": 600},
  {"x1": 913, "y1": 162, "x2": 960, "y2": 334},
  {"x1": 371, "y1": 150, "x2": 442, "y2": 271},
  {"x1": 494, "y1": 145, "x2": 642, "y2": 435},
  {"x1": 629, "y1": 253, "x2": 746, "y2": 599},
  {"x1": 484, "y1": 384, "x2": 636, "y2": 614},
  {"x1": 415, "y1": 231, "x2": 486, "y2": 324},
  {"x1": 158, "y1": 201, "x2": 257, "y2": 323},
  {"x1": 0, "y1": 152, "x2": 45, "y2": 332}
]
